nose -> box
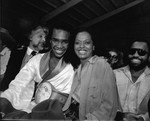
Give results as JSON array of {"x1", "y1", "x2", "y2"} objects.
[
  {"x1": 79, "y1": 42, "x2": 84, "y2": 48},
  {"x1": 57, "y1": 42, "x2": 63, "y2": 48},
  {"x1": 133, "y1": 51, "x2": 139, "y2": 57},
  {"x1": 41, "y1": 36, "x2": 46, "y2": 42}
]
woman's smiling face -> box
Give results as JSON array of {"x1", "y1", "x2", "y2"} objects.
[{"x1": 74, "y1": 31, "x2": 94, "y2": 62}]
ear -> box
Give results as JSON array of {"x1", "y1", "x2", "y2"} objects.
[
  {"x1": 93, "y1": 46, "x2": 95, "y2": 51},
  {"x1": 50, "y1": 39, "x2": 52, "y2": 43},
  {"x1": 29, "y1": 34, "x2": 32, "y2": 41}
]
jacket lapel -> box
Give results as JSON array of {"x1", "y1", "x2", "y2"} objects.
[
  {"x1": 62, "y1": 70, "x2": 80, "y2": 111},
  {"x1": 137, "y1": 75, "x2": 150, "y2": 106},
  {"x1": 137, "y1": 67, "x2": 150, "y2": 106},
  {"x1": 40, "y1": 51, "x2": 50, "y2": 77}
]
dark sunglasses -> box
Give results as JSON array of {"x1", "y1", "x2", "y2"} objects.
[{"x1": 129, "y1": 48, "x2": 148, "y2": 56}]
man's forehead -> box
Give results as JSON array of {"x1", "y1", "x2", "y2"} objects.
[
  {"x1": 31, "y1": 28, "x2": 46, "y2": 36},
  {"x1": 52, "y1": 29, "x2": 69, "y2": 39},
  {"x1": 109, "y1": 51, "x2": 117, "y2": 56},
  {"x1": 132, "y1": 41, "x2": 148, "y2": 50}
]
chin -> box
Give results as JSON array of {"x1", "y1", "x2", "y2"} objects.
[
  {"x1": 132, "y1": 63, "x2": 141, "y2": 67},
  {"x1": 55, "y1": 54, "x2": 64, "y2": 59},
  {"x1": 130, "y1": 64, "x2": 146, "y2": 71},
  {"x1": 37, "y1": 46, "x2": 44, "y2": 51},
  {"x1": 77, "y1": 54, "x2": 85, "y2": 59},
  {"x1": 79, "y1": 57, "x2": 86, "y2": 60}
]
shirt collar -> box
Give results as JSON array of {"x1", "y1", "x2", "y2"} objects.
[
  {"x1": 122, "y1": 65, "x2": 150, "y2": 76},
  {"x1": 144, "y1": 66, "x2": 150, "y2": 75},
  {"x1": 26, "y1": 47, "x2": 38, "y2": 55},
  {"x1": 0, "y1": 47, "x2": 10, "y2": 55},
  {"x1": 87, "y1": 55, "x2": 98, "y2": 64},
  {"x1": 26, "y1": 47, "x2": 33, "y2": 55},
  {"x1": 77, "y1": 55, "x2": 97, "y2": 73}
]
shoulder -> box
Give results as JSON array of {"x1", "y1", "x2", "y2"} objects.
[
  {"x1": 93, "y1": 55, "x2": 111, "y2": 68},
  {"x1": 31, "y1": 53, "x2": 45, "y2": 61},
  {"x1": 113, "y1": 66, "x2": 128, "y2": 74},
  {"x1": 16, "y1": 45, "x2": 27, "y2": 51},
  {"x1": 12, "y1": 45, "x2": 27, "y2": 56},
  {"x1": 0, "y1": 47, "x2": 10, "y2": 55},
  {"x1": 65, "y1": 63, "x2": 74, "y2": 71},
  {"x1": 89, "y1": 56, "x2": 113, "y2": 76}
]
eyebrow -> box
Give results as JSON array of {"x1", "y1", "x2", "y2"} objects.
[
  {"x1": 75, "y1": 38, "x2": 92, "y2": 41},
  {"x1": 52, "y1": 38, "x2": 69, "y2": 41}
]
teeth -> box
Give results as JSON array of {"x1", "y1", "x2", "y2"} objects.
[
  {"x1": 132, "y1": 59, "x2": 140, "y2": 63},
  {"x1": 56, "y1": 50, "x2": 63, "y2": 53},
  {"x1": 79, "y1": 51, "x2": 86, "y2": 54}
]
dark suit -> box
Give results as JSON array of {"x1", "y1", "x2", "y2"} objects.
[{"x1": 0, "y1": 46, "x2": 27, "y2": 91}]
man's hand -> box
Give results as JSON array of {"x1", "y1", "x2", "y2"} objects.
[{"x1": 123, "y1": 112, "x2": 144, "y2": 121}]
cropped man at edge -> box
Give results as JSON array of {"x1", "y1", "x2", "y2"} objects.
[{"x1": 114, "y1": 40, "x2": 150, "y2": 121}]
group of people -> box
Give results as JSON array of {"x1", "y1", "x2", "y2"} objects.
[
  {"x1": 0, "y1": 23, "x2": 150, "y2": 121},
  {"x1": 0, "y1": 25, "x2": 49, "y2": 91}
]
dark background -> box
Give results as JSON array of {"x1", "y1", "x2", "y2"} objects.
[{"x1": 1, "y1": 0, "x2": 150, "y2": 55}]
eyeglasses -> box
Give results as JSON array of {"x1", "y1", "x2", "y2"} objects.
[
  {"x1": 129, "y1": 48, "x2": 148, "y2": 56},
  {"x1": 108, "y1": 54, "x2": 118, "y2": 59}
]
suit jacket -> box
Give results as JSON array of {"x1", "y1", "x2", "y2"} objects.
[
  {"x1": 0, "y1": 46, "x2": 27, "y2": 91},
  {"x1": 148, "y1": 97, "x2": 150, "y2": 117},
  {"x1": 63, "y1": 55, "x2": 119, "y2": 120},
  {"x1": 114, "y1": 66, "x2": 150, "y2": 121}
]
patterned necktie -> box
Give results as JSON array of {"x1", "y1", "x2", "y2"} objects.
[{"x1": 31, "y1": 51, "x2": 37, "y2": 56}]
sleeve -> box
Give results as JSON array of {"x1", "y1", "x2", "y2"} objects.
[
  {"x1": 0, "y1": 58, "x2": 37, "y2": 110},
  {"x1": 89, "y1": 61, "x2": 119, "y2": 120}
]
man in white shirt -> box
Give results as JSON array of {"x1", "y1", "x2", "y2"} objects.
[
  {"x1": 114, "y1": 39, "x2": 150, "y2": 121},
  {"x1": 0, "y1": 24, "x2": 74, "y2": 120}
]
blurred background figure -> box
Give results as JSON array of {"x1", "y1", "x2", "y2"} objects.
[
  {"x1": 0, "y1": 27, "x2": 16, "y2": 82},
  {"x1": 106, "y1": 48, "x2": 124, "y2": 69}
]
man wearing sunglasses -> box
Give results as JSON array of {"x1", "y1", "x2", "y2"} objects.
[{"x1": 114, "y1": 40, "x2": 150, "y2": 121}]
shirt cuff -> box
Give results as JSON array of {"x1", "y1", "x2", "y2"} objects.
[{"x1": 138, "y1": 114, "x2": 146, "y2": 121}]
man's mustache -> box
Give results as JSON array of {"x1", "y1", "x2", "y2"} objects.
[
  {"x1": 130, "y1": 57, "x2": 141, "y2": 60},
  {"x1": 38, "y1": 42, "x2": 45, "y2": 46}
]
